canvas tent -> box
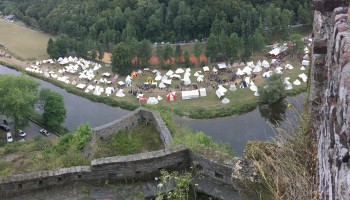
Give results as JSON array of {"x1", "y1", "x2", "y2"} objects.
[
  {"x1": 175, "y1": 68, "x2": 184, "y2": 74},
  {"x1": 167, "y1": 92, "x2": 176, "y2": 101},
  {"x1": 147, "y1": 97, "x2": 159, "y2": 105},
  {"x1": 302, "y1": 60, "x2": 310, "y2": 66},
  {"x1": 229, "y1": 84, "x2": 237, "y2": 91},
  {"x1": 217, "y1": 63, "x2": 227, "y2": 69},
  {"x1": 116, "y1": 89, "x2": 125, "y2": 97},
  {"x1": 262, "y1": 60, "x2": 270, "y2": 68},
  {"x1": 157, "y1": 95, "x2": 163, "y2": 101},
  {"x1": 285, "y1": 64, "x2": 293, "y2": 70},
  {"x1": 203, "y1": 66, "x2": 209, "y2": 72},
  {"x1": 182, "y1": 90, "x2": 200, "y2": 100},
  {"x1": 298, "y1": 73, "x2": 308, "y2": 82},
  {"x1": 159, "y1": 82, "x2": 166, "y2": 89},
  {"x1": 221, "y1": 98, "x2": 230, "y2": 104},
  {"x1": 293, "y1": 79, "x2": 301, "y2": 85},
  {"x1": 166, "y1": 70, "x2": 174, "y2": 76},
  {"x1": 199, "y1": 88, "x2": 207, "y2": 97}
]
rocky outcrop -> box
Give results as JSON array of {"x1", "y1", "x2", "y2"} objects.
[{"x1": 312, "y1": 2, "x2": 350, "y2": 199}]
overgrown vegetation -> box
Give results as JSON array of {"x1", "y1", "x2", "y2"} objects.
[
  {"x1": 259, "y1": 74, "x2": 286, "y2": 104},
  {"x1": 93, "y1": 123, "x2": 164, "y2": 158},
  {"x1": 243, "y1": 104, "x2": 316, "y2": 199}
]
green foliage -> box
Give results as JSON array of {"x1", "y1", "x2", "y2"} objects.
[
  {"x1": 71, "y1": 123, "x2": 93, "y2": 150},
  {"x1": 163, "y1": 43, "x2": 173, "y2": 64},
  {"x1": 193, "y1": 41, "x2": 201, "y2": 65},
  {"x1": 0, "y1": 74, "x2": 39, "y2": 132},
  {"x1": 39, "y1": 89, "x2": 66, "y2": 131},
  {"x1": 111, "y1": 42, "x2": 132, "y2": 76},
  {"x1": 259, "y1": 74, "x2": 286, "y2": 104}
]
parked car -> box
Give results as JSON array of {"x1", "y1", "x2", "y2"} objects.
[
  {"x1": 7, "y1": 132, "x2": 13, "y2": 143},
  {"x1": 39, "y1": 129, "x2": 50, "y2": 136},
  {"x1": 18, "y1": 129, "x2": 26, "y2": 137},
  {"x1": 0, "y1": 124, "x2": 10, "y2": 131}
]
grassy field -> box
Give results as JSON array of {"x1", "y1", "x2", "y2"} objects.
[{"x1": 0, "y1": 18, "x2": 54, "y2": 60}]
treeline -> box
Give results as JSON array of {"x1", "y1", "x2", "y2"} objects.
[{"x1": 0, "y1": 0, "x2": 312, "y2": 61}]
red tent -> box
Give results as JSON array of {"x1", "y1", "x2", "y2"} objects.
[
  {"x1": 139, "y1": 96, "x2": 148, "y2": 103},
  {"x1": 166, "y1": 92, "x2": 176, "y2": 101}
]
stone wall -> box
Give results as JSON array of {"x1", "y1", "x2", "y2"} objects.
[
  {"x1": 311, "y1": 3, "x2": 350, "y2": 199},
  {"x1": 0, "y1": 146, "x2": 238, "y2": 199},
  {"x1": 93, "y1": 107, "x2": 173, "y2": 147}
]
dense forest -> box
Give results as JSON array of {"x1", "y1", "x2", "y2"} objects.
[{"x1": 0, "y1": 0, "x2": 312, "y2": 65}]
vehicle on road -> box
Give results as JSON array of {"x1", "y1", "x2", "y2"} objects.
[
  {"x1": 39, "y1": 129, "x2": 50, "y2": 136},
  {"x1": 7, "y1": 132, "x2": 13, "y2": 143},
  {"x1": 18, "y1": 129, "x2": 26, "y2": 137},
  {"x1": 0, "y1": 124, "x2": 10, "y2": 131}
]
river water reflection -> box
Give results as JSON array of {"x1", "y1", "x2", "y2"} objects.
[{"x1": 0, "y1": 65, "x2": 305, "y2": 154}]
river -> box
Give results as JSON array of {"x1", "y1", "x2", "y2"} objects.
[{"x1": 0, "y1": 65, "x2": 305, "y2": 154}]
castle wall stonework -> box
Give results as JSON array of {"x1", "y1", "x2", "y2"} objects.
[
  {"x1": 93, "y1": 107, "x2": 172, "y2": 147},
  {"x1": 312, "y1": 3, "x2": 350, "y2": 199},
  {"x1": 0, "y1": 146, "x2": 236, "y2": 199}
]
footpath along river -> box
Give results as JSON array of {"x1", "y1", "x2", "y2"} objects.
[{"x1": 0, "y1": 64, "x2": 304, "y2": 154}]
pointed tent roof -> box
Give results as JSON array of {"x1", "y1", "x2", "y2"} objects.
[
  {"x1": 159, "y1": 82, "x2": 166, "y2": 88},
  {"x1": 221, "y1": 98, "x2": 230, "y2": 104},
  {"x1": 175, "y1": 68, "x2": 184, "y2": 74},
  {"x1": 293, "y1": 79, "x2": 301, "y2": 85},
  {"x1": 285, "y1": 64, "x2": 293, "y2": 70},
  {"x1": 262, "y1": 60, "x2": 270, "y2": 68},
  {"x1": 252, "y1": 65, "x2": 262, "y2": 73},
  {"x1": 167, "y1": 92, "x2": 176, "y2": 101},
  {"x1": 147, "y1": 97, "x2": 159, "y2": 105},
  {"x1": 157, "y1": 95, "x2": 163, "y2": 101},
  {"x1": 116, "y1": 89, "x2": 125, "y2": 97},
  {"x1": 166, "y1": 70, "x2": 174, "y2": 76}
]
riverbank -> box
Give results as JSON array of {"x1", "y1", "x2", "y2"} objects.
[{"x1": 0, "y1": 58, "x2": 307, "y2": 119}]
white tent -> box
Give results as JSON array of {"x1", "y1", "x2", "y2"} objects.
[
  {"x1": 162, "y1": 75, "x2": 168, "y2": 81},
  {"x1": 175, "y1": 68, "x2": 184, "y2": 74},
  {"x1": 157, "y1": 95, "x2": 163, "y2": 101},
  {"x1": 263, "y1": 71, "x2": 273, "y2": 78},
  {"x1": 285, "y1": 64, "x2": 294, "y2": 70},
  {"x1": 199, "y1": 88, "x2": 207, "y2": 97},
  {"x1": 105, "y1": 87, "x2": 115, "y2": 96},
  {"x1": 232, "y1": 63, "x2": 239, "y2": 68},
  {"x1": 166, "y1": 70, "x2": 174, "y2": 76},
  {"x1": 197, "y1": 75, "x2": 204, "y2": 82},
  {"x1": 229, "y1": 84, "x2": 237, "y2": 91},
  {"x1": 262, "y1": 60, "x2": 270, "y2": 68},
  {"x1": 147, "y1": 97, "x2": 159, "y2": 105},
  {"x1": 252, "y1": 65, "x2": 262, "y2": 73},
  {"x1": 216, "y1": 85, "x2": 227, "y2": 98},
  {"x1": 116, "y1": 89, "x2": 125, "y2": 97},
  {"x1": 304, "y1": 47, "x2": 309, "y2": 54},
  {"x1": 300, "y1": 66, "x2": 306, "y2": 70},
  {"x1": 242, "y1": 66, "x2": 252, "y2": 75},
  {"x1": 203, "y1": 66, "x2": 209, "y2": 72},
  {"x1": 194, "y1": 72, "x2": 200, "y2": 77},
  {"x1": 256, "y1": 60, "x2": 262, "y2": 67},
  {"x1": 118, "y1": 81, "x2": 125, "y2": 86},
  {"x1": 250, "y1": 85, "x2": 258, "y2": 92},
  {"x1": 254, "y1": 91, "x2": 260, "y2": 96},
  {"x1": 236, "y1": 68, "x2": 244, "y2": 76},
  {"x1": 217, "y1": 63, "x2": 227, "y2": 69},
  {"x1": 246, "y1": 61, "x2": 254, "y2": 68},
  {"x1": 183, "y1": 76, "x2": 191, "y2": 86},
  {"x1": 293, "y1": 79, "x2": 301, "y2": 85},
  {"x1": 275, "y1": 67, "x2": 283, "y2": 74},
  {"x1": 76, "y1": 83, "x2": 86, "y2": 89},
  {"x1": 102, "y1": 72, "x2": 110, "y2": 77},
  {"x1": 170, "y1": 74, "x2": 181, "y2": 79},
  {"x1": 221, "y1": 98, "x2": 230, "y2": 104},
  {"x1": 302, "y1": 60, "x2": 310, "y2": 66},
  {"x1": 163, "y1": 79, "x2": 172, "y2": 85},
  {"x1": 159, "y1": 82, "x2": 166, "y2": 89},
  {"x1": 155, "y1": 74, "x2": 162, "y2": 81},
  {"x1": 298, "y1": 73, "x2": 308, "y2": 82},
  {"x1": 182, "y1": 90, "x2": 200, "y2": 100},
  {"x1": 212, "y1": 67, "x2": 218, "y2": 73}
]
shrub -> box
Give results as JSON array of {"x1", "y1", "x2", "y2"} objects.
[{"x1": 259, "y1": 74, "x2": 286, "y2": 104}]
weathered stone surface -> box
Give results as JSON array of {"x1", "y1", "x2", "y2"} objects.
[{"x1": 312, "y1": 5, "x2": 350, "y2": 200}]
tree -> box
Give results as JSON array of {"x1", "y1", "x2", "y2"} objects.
[
  {"x1": 193, "y1": 40, "x2": 201, "y2": 66},
  {"x1": 91, "y1": 50, "x2": 97, "y2": 61},
  {"x1": 138, "y1": 39, "x2": 152, "y2": 67},
  {"x1": 163, "y1": 43, "x2": 173, "y2": 64},
  {"x1": 174, "y1": 44, "x2": 183, "y2": 65},
  {"x1": 258, "y1": 74, "x2": 285, "y2": 104},
  {"x1": 156, "y1": 44, "x2": 164, "y2": 67},
  {"x1": 111, "y1": 42, "x2": 132, "y2": 75},
  {"x1": 183, "y1": 50, "x2": 191, "y2": 68},
  {"x1": 205, "y1": 34, "x2": 218, "y2": 63},
  {"x1": 39, "y1": 89, "x2": 66, "y2": 130},
  {"x1": 0, "y1": 75, "x2": 39, "y2": 133},
  {"x1": 227, "y1": 33, "x2": 243, "y2": 61}
]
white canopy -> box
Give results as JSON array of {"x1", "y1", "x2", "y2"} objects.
[
  {"x1": 197, "y1": 75, "x2": 204, "y2": 82},
  {"x1": 298, "y1": 73, "x2": 308, "y2": 82},
  {"x1": 246, "y1": 61, "x2": 254, "y2": 68},
  {"x1": 229, "y1": 84, "x2": 237, "y2": 91},
  {"x1": 147, "y1": 97, "x2": 159, "y2": 105},
  {"x1": 236, "y1": 68, "x2": 244, "y2": 76},
  {"x1": 182, "y1": 90, "x2": 200, "y2": 100},
  {"x1": 162, "y1": 79, "x2": 172, "y2": 85},
  {"x1": 217, "y1": 63, "x2": 227, "y2": 69},
  {"x1": 194, "y1": 72, "x2": 200, "y2": 77},
  {"x1": 285, "y1": 64, "x2": 294, "y2": 70},
  {"x1": 242, "y1": 66, "x2": 252, "y2": 75},
  {"x1": 105, "y1": 87, "x2": 115, "y2": 96},
  {"x1": 116, "y1": 89, "x2": 125, "y2": 97},
  {"x1": 263, "y1": 71, "x2": 273, "y2": 78},
  {"x1": 256, "y1": 60, "x2": 262, "y2": 67},
  {"x1": 170, "y1": 74, "x2": 181, "y2": 79},
  {"x1": 300, "y1": 66, "x2": 306, "y2": 70},
  {"x1": 252, "y1": 65, "x2": 262, "y2": 73},
  {"x1": 212, "y1": 67, "x2": 218, "y2": 72},
  {"x1": 76, "y1": 83, "x2": 86, "y2": 89},
  {"x1": 155, "y1": 74, "x2": 162, "y2": 81},
  {"x1": 221, "y1": 98, "x2": 230, "y2": 104},
  {"x1": 183, "y1": 76, "x2": 191, "y2": 86},
  {"x1": 250, "y1": 85, "x2": 258, "y2": 92},
  {"x1": 102, "y1": 72, "x2": 110, "y2": 77},
  {"x1": 166, "y1": 70, "x2": 174, "y2": 76},
  {"x1": 302, "y1": 60, "x2": 310, "y2": 66},
  {"x1": 157, "y1": 95, "x2": 163, "y2": 101},
  {"x1": 293, "y1": 79, "x2": 301, "y2": 85},
  {"x1": 159, "y1": 82, "x2": 166, "y2": 89},
  {"x1": 118, "y1": 81, "x2": 125, "y2": 85},
  {"x1": 262, "y1": 60, "x2": 270, "y2": 68},
  {"x1": 203, "y1": 66, "x2": 210, "y2": 72},
  {"x1": 199, "y1": 88, "x2": 207, "y2": 97},
  {"x1": 175, "y1": 68, "x2": 184, "y2": 74}
]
